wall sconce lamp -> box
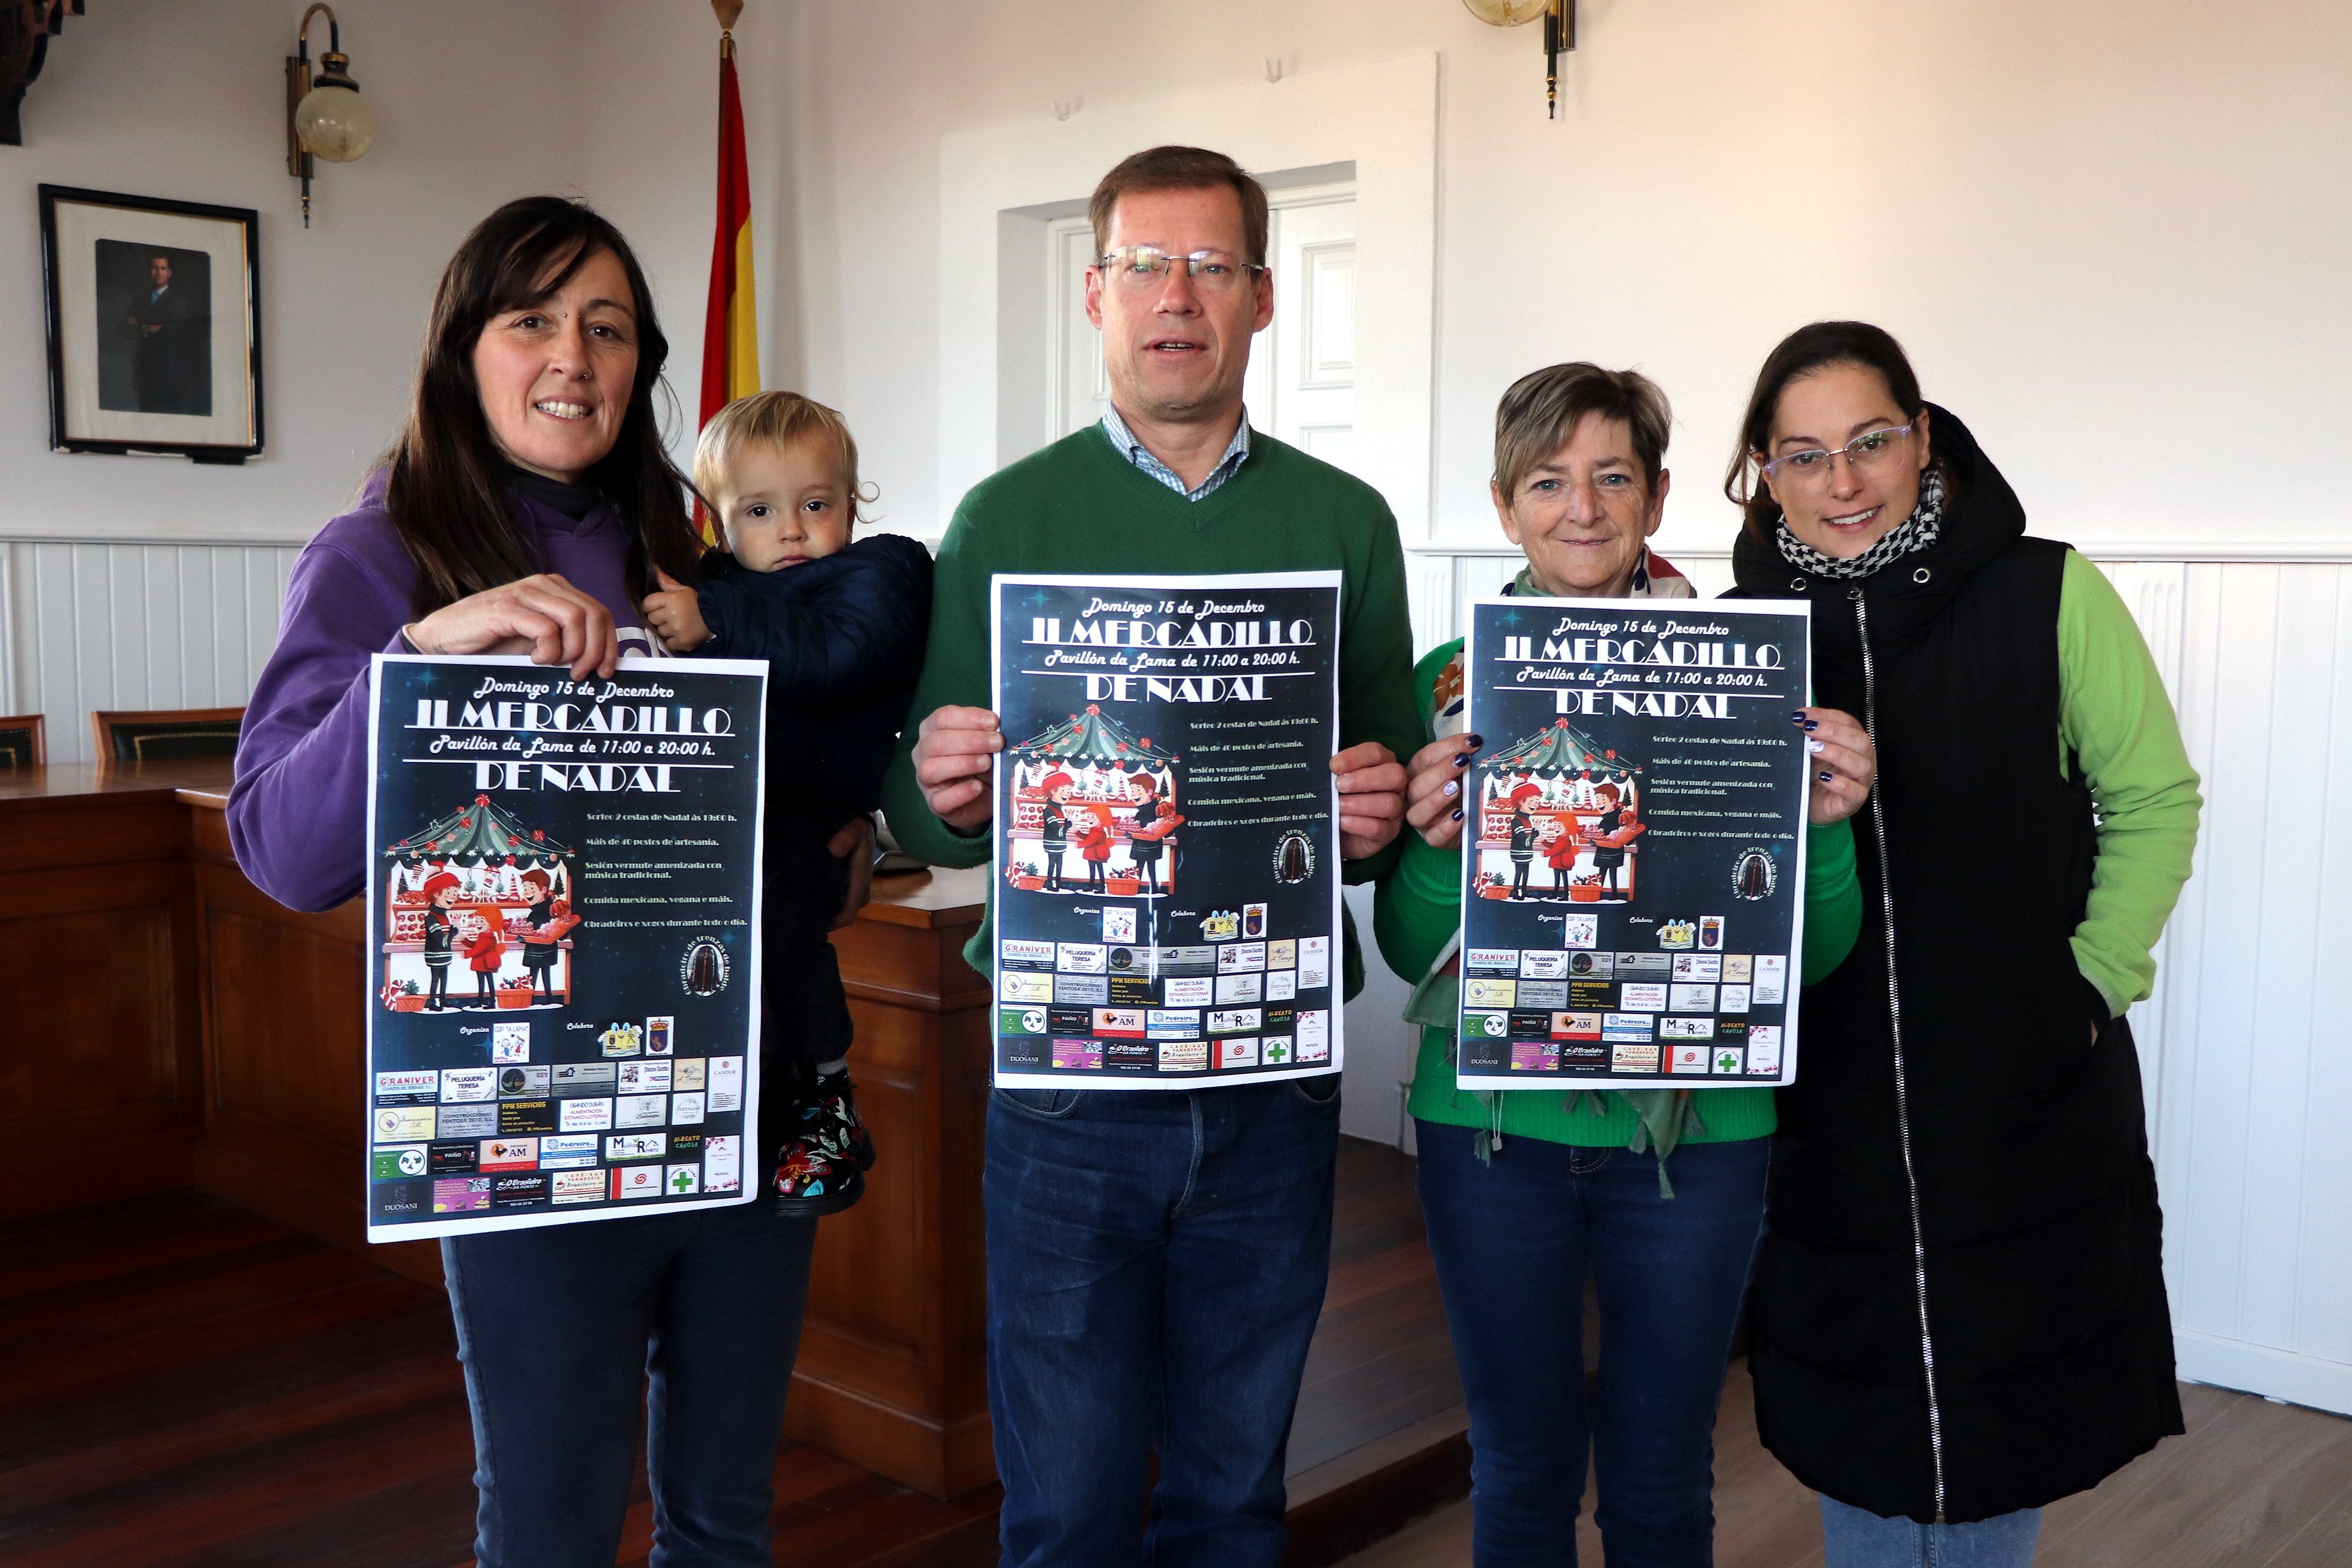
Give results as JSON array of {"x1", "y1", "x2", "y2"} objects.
[
  {"x1": 285, "y1": 4, "x2": 376, "y2": 227},
  {"x1": 1463, "y1": 0, "x2": 1575, "y2": 118}
]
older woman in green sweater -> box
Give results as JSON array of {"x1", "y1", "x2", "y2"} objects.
[{"x1": 1374, "y1": 362, "x2": 1872, "y2": 1567}]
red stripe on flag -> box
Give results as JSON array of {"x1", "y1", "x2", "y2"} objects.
[{"x1": 698, "y1": 47, "x2": 753, "y2": 545}]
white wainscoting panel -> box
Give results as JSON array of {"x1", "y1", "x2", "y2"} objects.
[
  {"x1": 1400, "y1": 542, "x2": 2352, "y2": 1413},
  {"x1": 2, "y1": 540, "x2": 299, "y2": 764},
  {"x1": 2155, "y1": 561, "x2": 2352, "y2": 1412}
]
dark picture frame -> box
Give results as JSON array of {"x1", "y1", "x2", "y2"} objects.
[{"x1": 38, "y1": 184, "x2": 264, "y2": 463}]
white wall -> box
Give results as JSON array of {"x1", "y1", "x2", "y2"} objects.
[
  {"x1": 720, "y1": 0, "x2": 2351, "y2": 559},
  {"x1": 0, "y1": 0, "x2": 607, "y2": 548}
]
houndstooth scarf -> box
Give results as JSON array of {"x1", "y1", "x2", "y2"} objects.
[{"x1": 1774, "y1": 468, "x2": 1945, "y2": 580}]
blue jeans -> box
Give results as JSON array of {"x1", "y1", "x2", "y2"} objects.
[
  {"x1": 442, "y1": 1198, "x2": 818, "y2": 1568},
  {"x1": 985, "y1": 1078, "x2": 1344, "y2": 1568},
  {"x1": 1820, "y1": 1498, "x2": 2042, "y2": 1568},
  {"x1": 1415, "y1": 1122, "x2": 1770, "y2": 1568}
]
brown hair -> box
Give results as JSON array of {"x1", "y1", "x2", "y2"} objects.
[
  {"x1": 381, "y1": 197, "x2": 701, "y2": 615},
  {"x1": 1722, "y1": 320, "x2": 1946, "y2": 538},
  {"x1": 1089, "y1": 146, "x2": 1270, "y2": 266},
  {"x1": 692, "y1": 390, "x2": 874, "y2": 526},
  {"x1": 1492, "y1": 362, "x2": 1672, "y2": 499}
]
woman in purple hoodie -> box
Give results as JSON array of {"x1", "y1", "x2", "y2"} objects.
[{"x1": 230, "y1": 197, "x2": 819, "y2": 1568}]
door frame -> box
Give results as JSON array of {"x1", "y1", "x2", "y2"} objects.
[{"x1": 941, "y1": 53, "x2": 1439, "y2": 533}]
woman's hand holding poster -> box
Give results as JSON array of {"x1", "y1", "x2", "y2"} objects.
[
  {"x1": 364, "y1": 653, "x2": 768, "y2": 1239},
  {"x1": 1458, "y1": 598, "x2": 1812, "y2": 1089},
  {"x1": 991, "y1": 574, "x2": 1343, "y2": 1087}
]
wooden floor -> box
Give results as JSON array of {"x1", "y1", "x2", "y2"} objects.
[
  {"x1": 26, "y1": 1145, "x2": 2337, "y2": 1568},
  {"x1": 0, "y1": 1137, "x2": 1461, "y2": 1567},
  {"x1": 1341, "y1": 1363, "x2": 2352, "y2": 1568}
]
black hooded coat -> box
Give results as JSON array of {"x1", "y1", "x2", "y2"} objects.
[{"x1": 1731, "y1": 406, "x2": 2183, "y2": 1524}]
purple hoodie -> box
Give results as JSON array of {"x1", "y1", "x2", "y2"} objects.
[{"x1": 229, "y1": 471, "x2": 655, "y2": 912}]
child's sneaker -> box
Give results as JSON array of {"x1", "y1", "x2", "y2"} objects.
[{"x1": 774, "y1": 1066, "x2": 877, "y2": 1217}]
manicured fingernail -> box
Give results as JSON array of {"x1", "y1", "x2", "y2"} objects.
[
  {"x1": 1451, "y1": 808, "x2": 1464, "y2": 821},
  {"x1": 1452, "y1": 753, "x2": 1471, "y2": 767},
  {"x1": 1442, "y1": 779, "x2": 1459, "y2": 797},
  {"x1": 1465, "y1": 735, "x2": 1483, "y2": 746},
  {"x1": 1819, "y1": 770, "x2": 1834, "y2": 782},
  {"x1": 1802, "y1": 719, "x2": 1819, "y2": 731},
  {"x1": 1789, "y1": 710, "x2": 1807, "y2": 720},
  {"x1": 1807, "y1": 739, "x2": 1825, "y2": 754}
]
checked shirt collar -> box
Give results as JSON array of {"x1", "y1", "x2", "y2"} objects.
[{"x1": 1099, "y1": 404, "x2": 1252, "y2": 502}]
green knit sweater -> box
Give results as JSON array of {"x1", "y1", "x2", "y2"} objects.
[
  {"x1": 879, "y1": 424, "x2": 1425, "y2": 984},
  {"x1": 1376, "y1": 637, "x2": 1863, "y2": 1148}
]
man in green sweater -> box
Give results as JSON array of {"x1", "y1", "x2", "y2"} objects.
[{"x1": 879, "y1": 146, "x2": 1419, "y2": 1568}]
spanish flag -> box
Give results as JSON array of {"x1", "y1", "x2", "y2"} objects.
[{"x1": 698, "y1": 22, "x2": 759, "y2": 544}]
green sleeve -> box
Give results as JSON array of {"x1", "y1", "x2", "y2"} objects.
[
  {"x1": 1337, "y1": 496, "x2": 1425, "y2": 887},
  {"x1": 1372, "y1": 645, "x2": 1466, "y2": 982},
  {"x1": 878, "y1": 502, "x2": 994, "y2": 870},
  {"x1": 2057, "y1": 550, "x2": 2203, "y2": 1015},
  {"x1": 1801, "y1": 816, "x2": 1861, "y2": 986},
  {"x1": 1374, "y1": 827, "x2": 1465, "y2": 985}
]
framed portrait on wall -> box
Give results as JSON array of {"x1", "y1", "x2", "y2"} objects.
[{"x1": 38, "y1": 185, "x2": 264, "y2": 463}]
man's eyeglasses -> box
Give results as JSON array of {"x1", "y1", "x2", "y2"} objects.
[
  {"x1": 1756, "y1": 423, "x2": 1916, "y2": 486},
  {"x1": 1095, "y1": 247, "x2": 1267, "y2": 295}
]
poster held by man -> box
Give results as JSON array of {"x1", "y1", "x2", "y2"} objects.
[
  {"x1": 37, "y1": 184, "x2": 263, "y2": 462},
  {"x1": 988, "y1": 570, "x2": 1347, "y2": 1089}
]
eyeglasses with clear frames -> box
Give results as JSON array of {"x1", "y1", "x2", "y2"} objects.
[
  {"x1": 1095, "y1": 246, "x2": 1268, "y2": 295},
  {"x1": 1756, "y1": 423, "x2": 1916, "y2": 486}
]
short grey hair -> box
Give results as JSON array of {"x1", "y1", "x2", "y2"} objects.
[{"x1": 1493, "y1": 362, "x2": 1672, "y2": 498}]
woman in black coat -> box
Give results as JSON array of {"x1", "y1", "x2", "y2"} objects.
[{"x1": 1724, "y1": 323, "x2": 2203, "y2": 1567}]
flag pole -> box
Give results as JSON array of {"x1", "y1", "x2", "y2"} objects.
[{"x1": 698, "y1": 0, "x2": 758, "y2": 544}]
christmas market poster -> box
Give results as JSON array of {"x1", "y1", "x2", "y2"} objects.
[
  {"x1": 363, "y1": 653, "x2": 767, "y2": 1239},
  {"x1": 991, "y1": 573, "x2": 1343, "y2": 1088},
  {"x1": 1457, "y1": 597, "x2": 1812, "y2": 1090}
]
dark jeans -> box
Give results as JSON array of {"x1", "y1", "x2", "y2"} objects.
[
  {"x1": 1415, "y1": 1122, "x2": 1770, "y2": 1568},
  {"x1": 985, "y1": 1077, "x2": 1344, "y2": 1568},
  {"x1": 442, "y1": 1197, "x2": 819, "y2": 1568}
]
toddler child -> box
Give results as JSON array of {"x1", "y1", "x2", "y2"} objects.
[{"x1": 642, "y1": 391, "x2": 932, "y2": 1217}]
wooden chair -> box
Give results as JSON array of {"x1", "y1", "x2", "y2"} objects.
[
  {"x1": 90, "y1": 706, "x2": 244, "y2": 770},
  {"x1": 0, "y1": 713, "x2": 44, "y2": 769}
]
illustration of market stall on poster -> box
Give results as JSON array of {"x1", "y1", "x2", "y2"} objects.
[
  {"x1": 1456, "y1": 597, "x2": 1813, "y2": 1090},
  {"x1": 1472, "y1": 716, "x2": 1648, "y2": 905},
  {"x1": 1002, "y1": 705, "x2": 1184, "y2": 898},
  {"x1": 380, "y1": 795, "x2": 580, "y2": 1012},
  {"x1": 991, "y1": 573, "x2": 1343, "y2": 1088},
  {"x1": 364, "y1": 653, "x2": 768, "y2": 1239}
]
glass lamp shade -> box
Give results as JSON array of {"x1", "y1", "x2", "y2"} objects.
[
  {"x1": 1462, "y1": 0, "x2": 1549, "y2": 22},
  {"x1": 296, "y1": 81, "x2": 375, "y2": 163}
]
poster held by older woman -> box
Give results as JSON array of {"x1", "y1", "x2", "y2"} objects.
[
  {"x1": 363, "y1": 652, "x2": 770, "y2": 1237},
  {"x1": 1455, "y1": 595, "x2": 1814, "y2": 1089}
]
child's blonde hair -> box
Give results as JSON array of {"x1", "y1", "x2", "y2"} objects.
[{"x1": 692, "y1": 390, "x2": 876, "y2": 524}]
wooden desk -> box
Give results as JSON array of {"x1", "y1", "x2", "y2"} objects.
[
  {"x1": 0, "y1": 760, "x2": 223, "y2": 1214},
  {"x1": 0, "y1": 763, "x2": 997, "y2": 1498}
]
